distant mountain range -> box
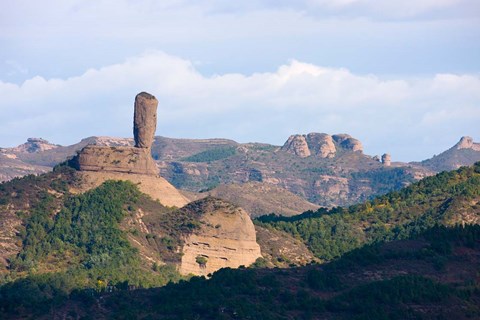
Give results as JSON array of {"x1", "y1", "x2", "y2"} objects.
[{"x1": 1, "y1": 134, "x2": 479, "y2": 212}]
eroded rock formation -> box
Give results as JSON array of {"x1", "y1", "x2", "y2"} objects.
[
  {"x1": 306, "y1": 133, "x2": 336, "y2": 158},
  {"x1": 332, "y1": 134, "x2": 363, "y2": 152},
  {"x1": 12, "y1": 138, "x2": 59, "y2": 153},
  {"x1": 72, "y1": 146, "x2": 158, "y2": 175},
  {"x1": 134, "y1": 92, "x2": 158, "y2": 149},
  {"x1": 179, "y1": 197, "x2": 261, "y2": 276},
  {"x1": 72, "y1": 92, "x2": 159, "y2": 176},
  {"x1": 455, "y1": 136, "x2": 480, "y2": 151},
  {"x1": 382, "y1": 153, "x2": 391, "y2": 166},
  {"x1": 281, "y1": 132, "x2": 364, "y2": 158},
  {"x1": 281, "y1": 134, "x2": 311, "y2": 157}
]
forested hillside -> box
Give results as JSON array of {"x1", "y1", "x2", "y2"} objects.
[
  {"x1": 2, "y1": 225, "x2": 478, "y2": 319},
  {"x1": 257, "y1": 162, "x2": 480, "y2": 260}
]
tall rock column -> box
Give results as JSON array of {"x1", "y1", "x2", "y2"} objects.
[
  {"x1": 382, "y1": 153, "x2": 391, "y2": 166},
  {"x1": 134, "y1": 92, "x2": 158, "y2": 149}
]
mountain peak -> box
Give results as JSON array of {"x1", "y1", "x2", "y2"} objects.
[
  {"x1": 454, "y1": 136, "x2": 480, "y2": 151},
  {"x1": 281, "y1": 132, "x2": 363, "y2": 158},
  {"x1": 12, "y1": 137, "x2": 59, "y2": 153}
]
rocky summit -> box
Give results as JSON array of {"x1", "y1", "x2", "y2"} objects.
[
  {"x1": 134, "y1": 92, "x2": 158, "y2": 149},
  {"x1": 280, "y1": 132, "x2": 362, "y2": 158},
  {"x1": 71, "y1": 92, "x2": 159, "y2": 176}
]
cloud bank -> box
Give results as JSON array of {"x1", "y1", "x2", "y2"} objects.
[{"x1": 0, "y1": 51, "x2": 478, "y2": 161}]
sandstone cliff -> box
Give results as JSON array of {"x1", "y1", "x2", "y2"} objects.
[
  {"x1": 280, "y1": 132, "x2": 362, "y2": 158},
  {"x1": 178, "y1": 197, "x2": 261, "y2": 276},
  {"x1": 280, "y1": 134, "x2": 311, "y2": 157},
  {"x1": 70, "y1": 145, "x2": 158, "y2": 176}
]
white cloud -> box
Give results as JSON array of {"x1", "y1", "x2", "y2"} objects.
[{"x1": 0, "y1": 51, "x2": 478, "y2": 161}]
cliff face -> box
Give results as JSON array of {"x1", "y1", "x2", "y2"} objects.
[
  {"x1": 71, "y1": 145, "x2": 158, "y2": 176},
  {"x1": 280, "y1": 132, "x2": 362, "y2": 159},
  {"x1": 178, "y1": 198, "x2": 261, "y2": 276}
]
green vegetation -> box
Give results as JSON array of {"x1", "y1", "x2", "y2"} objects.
[
  {"x1": 182, "y1": 146, "x2": 237, "y2": 162},
  {"x1": 257, "y1": 162, "x2": 480, "y2": 260},
  {"x1": 0, "y1": 180, "x2": 184, "y2": 316},
  {"x1": 350, "y1": 167, "x2": 415, "y2": 195},
  {"x1": 3, "y1": 225, "x2": 476, "y2": 319}
]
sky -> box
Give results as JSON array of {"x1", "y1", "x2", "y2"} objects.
[{"x1": 1, "y1": 0, "x2": 479, "y2": 162}]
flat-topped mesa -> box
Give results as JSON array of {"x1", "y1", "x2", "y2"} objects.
[
  {"x1": 134, "y1": 92, "x2": 158, "y2": 149},
  {"x1": 71, "y1": 92, "x2": 159, "y2": 176}
]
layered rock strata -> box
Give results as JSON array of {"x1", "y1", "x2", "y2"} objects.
[
  {"x1": 71, "y1": 145, "x2": 158, "y2": 175},
  {"x1": 179, "y1": 198, "x2": 261, "y2": 276},
  {"x1": 72, "y1": 92, "x2": 159, "y2": 176}
]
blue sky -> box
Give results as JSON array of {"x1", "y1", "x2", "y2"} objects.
[{"x1": 1, "y1": 0, "x2": 479, "y2": 161}]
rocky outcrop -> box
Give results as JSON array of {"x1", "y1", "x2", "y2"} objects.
[
  {"x1": 332, "y1": 134, "x2": 363, "y2": 152},
  {"x1": 71, "y1": 145, "x2": 158, "y2": 175},
  {"x1": 12, "y1": 138, "x2": 59, "y2": 153},
  {"x1": 382, "y1": 153, "x2": 391, "y2": 166},
  {"x1": 455, "y1": 136, "x2": 480, "y2": 151},
  {"x1": 134, "y1": 92, "x2": 158, "y2": 149},
  {"x1": 72, "y1": 92, "x2": 159, "y2": 176},
  {"x1": 179, "y1": 197, "x2": 261, "y2": 276},
  {"x1": 281, "y1": 135, "x2": 311, "y2": 158},
  {"x1": 281, "y1": 132, "x2": 364, "y2": 158},
  {"x1": 306, "y1": 133, "x2": 336, "y2": 158},
  {"x1": 281, "y1": 133, "x2": 337, "y2": 158}
]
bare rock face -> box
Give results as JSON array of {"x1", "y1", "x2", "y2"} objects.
[
  {"x1": 12, "y1": 138, "x2": 59, "y2": 153},
  {"x1": 281, "y1": 134, "x2": 311, "y2": 158},
  {"x1": 332, "y1": 134, "x2": 363, "y2": 152},
  {"x1": 179, "y1": 197, "x2": 261, "y2": 276},
  {"x1": 72, "y1": 92, "x2": 159, "y2": 176},
  {"x1": 382, "y1": 153, "x2": 391, "y2": 166},
  {"x1": 134, "y1": 92, "x2": 158, "y2": 149},
  {"x1": 455, "y1": 136, "x2": 480, "y2": 151},
  {"x1": 306, "y1": 133, "x2": 336, "y2": 158},
  {"x1": 71, "y1": 145, "x2": 158, "y2": 175}
]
